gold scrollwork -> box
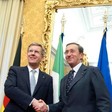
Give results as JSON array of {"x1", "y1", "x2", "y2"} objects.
[
  {"x1": 57, "y1": 0, "x2": 112, "y2": 8},
  {"x1": 82, "y1": 54, "x2": 89, "y2": 66},
  {"x1": 42, "y1": 0, "x2": 112, "y2": 73},
  {"x1": 41, "y1": 0, "x2": 59, "y2": 73}
]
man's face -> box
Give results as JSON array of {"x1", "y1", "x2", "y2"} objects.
[
  {"x1": 27, "y1": 45, "x2": 43, "y2": 67},
  {"x1": 65, "y1": 44, "x2": 83, "y2": 67}
]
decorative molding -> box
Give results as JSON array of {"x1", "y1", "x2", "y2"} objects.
[
  {"x1": 42, "y1": 0, "x2": 112, "y2": 72},
  {"x1": 42, "y1": 0, "x2": 59, "y2": 73},
  {"x1": 57, "y1": 0, "x2": 112, "y2": 8}
]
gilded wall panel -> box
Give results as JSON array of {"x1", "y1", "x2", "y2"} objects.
[{"x1": 21, "y1": 0, "x2": 45, "y2": 67}]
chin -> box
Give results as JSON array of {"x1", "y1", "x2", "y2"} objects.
[
  {"x1": 69, "y1": 63, "x2": 75, "y2": 67},
  {"x1": 68, "y1": 63, "x2": 73, "y2": 66},
  {"x1": 29, "y1": 62, "x2": 36, "y2": 65}
]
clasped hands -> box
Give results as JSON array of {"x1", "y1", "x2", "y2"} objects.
[{"x1": 32, "y1": 99, "x2": 48, "y2": 112}]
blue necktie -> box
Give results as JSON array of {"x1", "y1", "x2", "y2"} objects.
[{"x1": 66, "y1": 70, "x2": 75, "y2": 95}]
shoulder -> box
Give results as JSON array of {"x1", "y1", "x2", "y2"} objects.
[
  {"x1": 39, "y1": 70, "x2": 52, "y2": 79},
  {"x1": 87, "y1": 66, "x2": 101, "y2": 72},
  {"x1": 87, "y1": 66, "x2": 103, "y2": 79},
  {"x1": 9, "y1": 65, "x2": 27, "y2": 69},
  {"x1": 9, "y1": 66, "x2": 27, "y2": 72}
]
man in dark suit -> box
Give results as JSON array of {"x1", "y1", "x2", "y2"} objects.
[
  {"x1": 37, "y1": 42, "x2": 111, "y2": 112},
  {"x1": 4, "y1": 42, "x2": 53, "y2": 112}
]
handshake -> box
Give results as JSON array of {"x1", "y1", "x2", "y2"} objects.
[{"x1": 32, "y1": 98, "x2": 48, "y2": 112}]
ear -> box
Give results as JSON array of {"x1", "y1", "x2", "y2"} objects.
[
  {"x1": 41, "y1": 55, "x2": 45, "y2": 61},
  {"x1": 80, "y1": 53, "x2": 84, "y2": 60}
]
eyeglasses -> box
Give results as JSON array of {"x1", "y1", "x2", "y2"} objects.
[{"x1": 64, "y1": 49, "x2": 76, "y2": 55}]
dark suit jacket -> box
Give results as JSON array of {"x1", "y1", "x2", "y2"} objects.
[
  {"x1": 49, "y1": 64, "x2": 111, "y2": 112},
  {"x1": 4, "y1": 66, "x2": 53, "y2": 112}
]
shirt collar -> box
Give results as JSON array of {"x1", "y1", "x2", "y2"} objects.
[
  {"x1": 27, "y1": 65, "x2": 39, "y2": 73},
  {"x1": 72, "y1": 62, "x2": 82, "y2": 73}
]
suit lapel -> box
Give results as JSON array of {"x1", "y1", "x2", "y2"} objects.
[
  {"x1": 21, "y1": 66, "x2": 31, "y2": 94},
  {"x1": 60, "y1": 76, "x2": 69, "y2": 104},
  {"x1": 33, "y1": 70, "x2": 46, "y2": 95},
  {"x1": 68, "y1": 64, "x2": 87, "y2": 92},
  {"x1": 63, "y1": 75, "x2": 69, "y2": 97}
]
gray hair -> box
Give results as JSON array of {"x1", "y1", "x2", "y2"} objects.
[{"x1": 66, "y1": 42, "x2": 84, "y2": 53}]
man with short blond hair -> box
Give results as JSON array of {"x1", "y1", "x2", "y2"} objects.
[{"x1": 4, "y1": 42, "x2": 53, "y2": 112}]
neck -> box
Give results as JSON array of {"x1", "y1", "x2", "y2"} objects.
[
  {"x1": 29, "y1": 63, "x2": 39, "y2": 69},
  {"x1": 70, "y1": 62, "x2": 81, "y2": 68}
]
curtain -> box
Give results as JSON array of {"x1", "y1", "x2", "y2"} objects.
[{"x1": 0, "y1": 0, "x2": 24, "y2": 108}]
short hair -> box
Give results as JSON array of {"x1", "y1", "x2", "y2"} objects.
[
  {"x1": 66, "y1": 42, "x2": 84, "y2": 53},
  {"x1": 27, "y1": 42, "x2": 45, "y2": 56}
]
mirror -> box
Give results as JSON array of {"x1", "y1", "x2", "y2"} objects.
[
  {"x1": 42, "y1": 0, "x2": 112, "y2": 73},
  {"x1": 52, "y1": 6, "x2": 112, "y2": 66}
]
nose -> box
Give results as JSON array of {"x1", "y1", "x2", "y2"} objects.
[
  {"x1": 66, "y1": 51, "x2": 72, "y2": 56},
  {"x1": 65, "y1": 54, "x2": 71, "y2": 59},
  {"x1": 31, "y1": 51, "x2": 35, "y2": 54}
]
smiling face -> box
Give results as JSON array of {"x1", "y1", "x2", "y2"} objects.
[
  {"x1": 65, "y1": 43, "x2": 84, "y2": 68},
  {"x1": 27, "y1": 43, "x2": 44, "y2": 69}
]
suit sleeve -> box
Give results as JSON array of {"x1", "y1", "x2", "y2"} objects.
[
  {"x1": 4, "y1": 66, "x2": 33, "y2": 110},
  {"x1": 91, "y1": 67, "x2": 111, "y2": 112},
  {"x1": 49, "y1": 79, "x2": 64, "y2": 112},
  {"x1": 46, "y1": 76, "x2": 53, "y2": 104}
]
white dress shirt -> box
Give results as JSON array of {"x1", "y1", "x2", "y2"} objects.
[
  {"x1": 27, "y1": 65, "x2": 39, "y2": 106},
  {"x1": 72, "y1": 62, "x2": 82, "y2": 78},
  {"x1": 28, "y1": 65, "x2": 39, "y2": 84}
]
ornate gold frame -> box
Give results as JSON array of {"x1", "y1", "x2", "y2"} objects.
[{"x1": 42, "y1": 0, "x2": 112, "y2": 73}]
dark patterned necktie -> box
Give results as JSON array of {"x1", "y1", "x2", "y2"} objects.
[{"x1": 66, "y1": 70, "x2": 75, "y2": 95}]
